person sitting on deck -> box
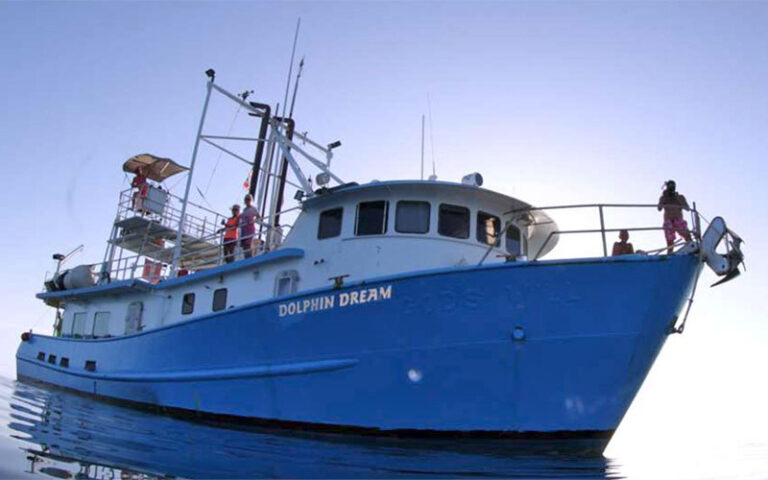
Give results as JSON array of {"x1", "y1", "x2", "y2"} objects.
[
  {"x1": 657, "y1": 180, "x2": 692, "y2": 254},
  {"x1": 612, "y1": 229, "x2": 635, "y2": 256},
  {"x1": 221, "y1": 204, "x2": 240, "y2": 264},
  {"x1": 239, "y1": 194, "x2": 261, "y2": 259},
  {"x1": 131, "y1": 167, "x2": 149, "y2": 212}
]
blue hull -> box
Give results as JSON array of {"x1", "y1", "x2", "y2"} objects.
[{"x1": 16, "y1": 255, "x2": 700, "y2": 447}]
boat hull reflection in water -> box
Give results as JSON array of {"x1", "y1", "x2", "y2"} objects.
[{"x1": 2, "y1": 379, "x2": 620, "y2": 478}]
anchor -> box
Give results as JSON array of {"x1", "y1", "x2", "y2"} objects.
[{"x1": 700, "y1": 216, "x2": 745, "y2": 287}]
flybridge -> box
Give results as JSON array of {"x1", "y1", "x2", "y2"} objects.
[{"x1": 95, "y1": 70, "x2": 348, "y2": 284}]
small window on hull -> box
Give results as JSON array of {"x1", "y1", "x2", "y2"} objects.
[
  {"x1": 438, "y1": 204, "x2": 470, "y2": 239},
  {"x1": 213, "y1": 288, "x2": 227, "y2": 312},
  {"x1": 477, "y1": 211, "x2": 501, "y2": 246},
  {"x1": 318, "y1": 208, "x2": 343, "y2": 239},
  {"x1": 182, "y1": 293, "x2": 195, "y2": 315},
  {"x1": 395, "y1": 201, "x2": 430, "y2": 234},
  {"x1": 275, "y1": 270, "x2": 300, "y2": 297},
  {"x1": 355, "y1": 201, "x2": 388, "y2": 236}
]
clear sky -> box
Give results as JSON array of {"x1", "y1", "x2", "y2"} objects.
[{"x1": 1, "y1": 1, "x2": 766, "y2": 476}]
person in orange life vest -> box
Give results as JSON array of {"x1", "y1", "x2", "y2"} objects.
[
  {"x1": 132, "y1": 167, "x2": 149, "y2": 212},
  {"x1": 221, "y1": 204, "x2": 240, "y2": 264}
]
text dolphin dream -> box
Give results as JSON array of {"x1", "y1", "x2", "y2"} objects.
[{"x1": 278, "y1": 285, "x2": 393, "y2": 317}]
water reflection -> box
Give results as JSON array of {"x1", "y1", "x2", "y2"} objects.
[{"x1": 1, "y1": 378, "x2": 620, "y2": 479}]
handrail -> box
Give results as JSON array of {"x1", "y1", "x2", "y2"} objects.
[{"x1": 506, "y1": 202, "x2": 703, "y2": 261}]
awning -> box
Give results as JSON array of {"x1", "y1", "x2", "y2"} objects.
[{"x1": 123, "y1": 153, "x2": 189, "y2": 182}]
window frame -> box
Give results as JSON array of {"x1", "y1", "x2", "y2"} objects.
[
  {"x1": 71, "y1": 312, "x2": 87, "y2": 337},
  {"x1": 317, "y1": 207, "x2": 343, "y2": 239},
  {"x1": 395, "y1": 201, "x2": 431, "y2": 234},
  {"x1": 92, "y1": 311, "x2": 111, "y2": 338},
  {"x1": 505, "y1": 224, "x2": 524, "y2": 256},
  {"x1": 212, "y1": 288, "x2": 228, "y2": 312},
  {"x1": 182, "y1": 293, "x2": 195, "y2": 315},
  {"x1": 355, "y1": 200, "x2": 389, "y2": 236},
  {"x1": 274, "y1": 270, "x2": 300, "y2": 297},
  {"x1": 476, "y1": 211, "x2": 501, "y2": 246},
  {"x1": 438, "y1": 203, "x2": 471, "y2": 239}
]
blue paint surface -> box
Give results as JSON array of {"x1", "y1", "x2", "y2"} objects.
[{"x1": 17, "y1": 254, "x2": 699, "y2": 439}]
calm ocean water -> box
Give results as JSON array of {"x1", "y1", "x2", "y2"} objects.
[{"x1": 0, "y1": 375, "x2": 764, "y2": 479}]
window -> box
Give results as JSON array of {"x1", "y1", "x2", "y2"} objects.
[
  {"x1": 71, "y1": 312, "x2": 87, "y2": 337},
  {"x1": 318, "y1": 208, "x2": 343, "y2": 239},
  {"x1": 182, "y1": 293, "x2": 195, "y2": 315},
  {"x1": 213, "y1": 288, "x2": 227, "y2": 312},
  {"x1": 124, "y1": 301, "x2": 143, "y2": 334},
  {"x1": 438, "y1": 204, "x2": 470, "y2": 239},
  {"x1": 506, "y1": 225, "x2": 523, "y2": 256},
  {"x1": 92, "y1": 312, "x2": 111, "y2": 338},
  {"x1": 355, "y1": 201, "x2": 388, "y2": 236},
  {"x1": 395, "y1": 201, "x2": 430, "y2": 234},
  {"x1": 274, "y1": 270, "x2": 300, "y2": 297},
  {"x1": 477, "y1": 211, "x2": 501, "y2": 246}
]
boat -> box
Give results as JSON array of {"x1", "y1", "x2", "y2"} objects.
[{"x1": 15, "y1": 70, "x2": 745, "y2": 454}]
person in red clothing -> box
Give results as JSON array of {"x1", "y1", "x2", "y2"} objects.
[
  {"x1": 221, "y1": 204, "x2": 240, "y2": 264},
  {"x1": 132, "y1": 167, "x2": 149, "y2": 212}
]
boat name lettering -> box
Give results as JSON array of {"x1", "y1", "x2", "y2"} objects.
[{"x1": 278, "y1": 285, "x2": 393, "y2": 317}]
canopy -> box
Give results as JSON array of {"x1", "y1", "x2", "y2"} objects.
[{"x1": 123, "y1": 154, "x2": 189, "y2": 182}]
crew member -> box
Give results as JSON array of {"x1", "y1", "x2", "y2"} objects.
[
  {"x1": 132, "y1": 167, "x2": 149, "y2": 212},
  {"x1": 239, "y1": 194, "x2": 260, "y2": 259},
  {"x1": 612, "y1": 229, "x2": 635, "y2": 256},
  {"x1": 657, "y1": 180, "x2": 692, "y2": 254},
  {"x1": 222, "y1": 204, "x2": 240, "y2": 264}
]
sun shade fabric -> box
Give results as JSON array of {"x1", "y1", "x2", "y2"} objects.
[{"x1": 123, "y1": 154, "x2": 189, "y2": 182}]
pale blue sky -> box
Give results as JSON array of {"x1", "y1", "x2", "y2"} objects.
[{"x1": 1, "y1": 1, "x2": 766, "y2": 475}]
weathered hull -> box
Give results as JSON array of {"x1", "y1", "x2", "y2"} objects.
[{"x1": 16, "y1": 254, "x2": 700, "y2": 452}]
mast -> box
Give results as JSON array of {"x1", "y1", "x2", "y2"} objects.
[{"x1": 171, "y1": 70, "x2": 215, "y2": 275}]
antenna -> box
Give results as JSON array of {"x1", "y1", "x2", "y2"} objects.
[
  {"x1": 420, "y1": 115, "x2": 425, "y2": 180},
  {"x1": 282, "y1": 18, "x2": 301, "y2": 121},
  {"x1": 288, "y1": 56, "x2": 305, "y2": 119},
  {"x1": 427, "y1": 94, "x2": 437, "y2": 180}
]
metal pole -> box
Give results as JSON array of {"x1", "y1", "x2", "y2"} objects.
[
  {"x1": 420, "y1": 115, "x2": 425, "y2": 180},
  {"x1": 599, "y1": 205, "x2": 607, "y2": 257},
  {"x1": 171, "y1": 79, "x2": 214, "y2": 275}
]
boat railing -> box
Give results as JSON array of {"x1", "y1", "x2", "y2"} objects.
[
  {"x1": 115, "y1": 186, "x2": 227, "y2": 241},
  {"x1": 505, "y1": 202, "x2": 704, "y2": 261},
  {"x1": 101, "y1": 218, "x2": 291, "y2": 283}
]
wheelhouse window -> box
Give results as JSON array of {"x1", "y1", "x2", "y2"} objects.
[
  {"x1": 92, "y1": 312, "x2": 111, "y2": 338},
  {"x1": 506, "y1": 225, "x2": 523, "y2": 256},
  {"x1": 476, "y1": 211, "x2": 500, "y2": 246},
  {"x1": 355, "y1": 201, "x2": 388, "y2": 236},
  {"x1": 395, "y1": 201, "x2": 430, "y2": 234},
  {"x1": 71, "y1": 312, "x2": 87, "y2": 337},
  {"x1": 182, "y1": 293, "x2": 195, "y2": 315},
  {"x1": 212, "y1": 288, "x2": 227, "y2": 312},
  {"x1": 438, "y1": 204, "x2": 470, "y2": 239},
  {"x1": 318, "y1": 208, "x2": 343, "y2": 239}
]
